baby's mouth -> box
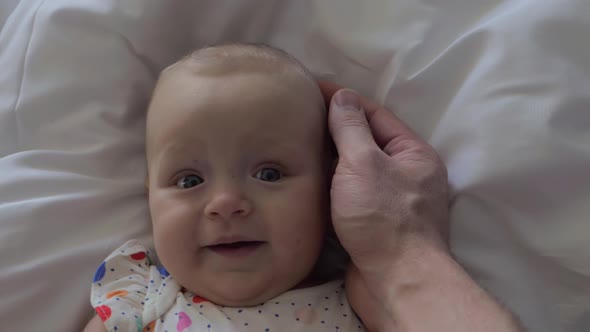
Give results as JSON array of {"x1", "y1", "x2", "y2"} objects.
[
  {"x1": 210, "y1": 241, "x2": 263, "y2": 249},
  {"x1": 206, "y1": 241, "x2": 265, "y2": 257}
]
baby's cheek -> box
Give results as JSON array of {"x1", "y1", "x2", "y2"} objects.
[
  {"x1": 152, "y1": 217, "x2": 195, "y2": 284},
  {"x1": 279, "y1": 221, "x2": 324, "y2": 266},
  {"x1": 278, "y1": 194, "x2": 326, "y2": 251},
  {"x1": 151, "y1": 193, "x2": 197, "y2": 228},
  {"x1": 151, "y1": 195, "x2": 198, "y2": 262}
]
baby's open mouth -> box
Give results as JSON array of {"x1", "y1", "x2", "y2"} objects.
[
  {"x1": 210, "y1": 241, "x2": 264, "y2": 249},
  {"x1": 207, "y1": 241, "x2": 265, "y2": 257}
]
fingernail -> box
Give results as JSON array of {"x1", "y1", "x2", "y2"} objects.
[{"x1": 333, "y1": 89, "x2": 361, "y2": 111}]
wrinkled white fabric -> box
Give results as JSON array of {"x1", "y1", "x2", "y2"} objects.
[{"x1": 1, "y1": 1, "x2": 589, "y2": 331}]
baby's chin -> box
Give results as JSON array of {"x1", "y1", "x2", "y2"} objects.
[
  {"x1": 188, "y1": 284, "x2": 285, "y2": 307},
  {"x1": 175, "y1": 258, "x2": 322, "y2": 307},
  {"x1": 185, "y1": 276, "x2": 305, "y2": 307}
]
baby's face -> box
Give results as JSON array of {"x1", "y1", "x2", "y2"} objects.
[{"x1": 146, "y1": 68, "x2": 329, "y2": 306}]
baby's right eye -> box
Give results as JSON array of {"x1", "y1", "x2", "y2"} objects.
[{"x1": 176, "y1": 174, "x2": 204, "y2": 189}]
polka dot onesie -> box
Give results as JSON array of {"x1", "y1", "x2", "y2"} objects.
[{"x1": 91, "y1": 240, "x2": 366, "y2": 331}]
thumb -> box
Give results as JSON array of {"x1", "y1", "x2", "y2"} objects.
[{"x1": 328, "y1": 89, "x2": 378, "y2": 158}]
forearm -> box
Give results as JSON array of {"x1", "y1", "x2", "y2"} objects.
[{"x1": 372, "y1": 244, "x2": 524, "y2": 332}]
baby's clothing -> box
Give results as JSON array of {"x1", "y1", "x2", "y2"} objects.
[{"x1": 91, "y1": 240, "x2": 365, "y2": 331}]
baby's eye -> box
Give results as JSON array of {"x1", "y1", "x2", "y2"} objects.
[
  {"x1": 177, "y1": 174, "x2": 204, "y2": 189},
  {"x1": 254, "y1": 168, "x2": 282, "y2": 182}
]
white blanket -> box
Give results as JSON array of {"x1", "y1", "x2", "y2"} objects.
[{"x1": 1, "y1": 1, "x2": 589, "y2": 331}]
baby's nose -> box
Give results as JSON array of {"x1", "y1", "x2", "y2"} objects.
[{"x1": 204, "y1": 192, "x2": 251, "y2": 220}]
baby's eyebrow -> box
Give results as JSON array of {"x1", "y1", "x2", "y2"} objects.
[{"x1": 155, "y1": 142, "x2": 205, "y2": 165}]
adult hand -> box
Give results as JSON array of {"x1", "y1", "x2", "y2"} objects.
[
  {"x1": 321, "y1": 81, "x2": 523, "y2": 332},
  {"x1": 320, "y1": 81, "x2": 449, "y2": 330},
  {"x1": 321, "y1": 81, "x2": 450, "y2": 276}
]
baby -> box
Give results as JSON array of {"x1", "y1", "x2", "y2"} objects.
[{"x1": 86, "y1": 43, "x2": 364, "y2": 332}]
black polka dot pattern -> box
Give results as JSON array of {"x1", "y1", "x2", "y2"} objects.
[{"x1": 91, "y1": 242, "x2": 366, "y2": 331}]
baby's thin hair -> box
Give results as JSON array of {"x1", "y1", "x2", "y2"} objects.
[{"x1": 162, "y1": 42, "x2": 318, "y2": 86}]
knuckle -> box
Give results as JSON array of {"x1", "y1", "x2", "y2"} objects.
[
  {"x1": 404, "y1": 192, "x2": 430, "y2": 218},
  {"x1": 415, "y1": 165, "x2": 445, "y2": 192},
  {"x1": 337, "y1": 113, "x2": 369, "y2": 130},
  {"x1": 433, "y1": 154, "x2": 449, "y2": 177},
  {"x1": 410, "y1": 143, "x2": 437, "y2": 158},
  {"x1": 424, "y1": 154, "x2": 448, "y2": 183}
]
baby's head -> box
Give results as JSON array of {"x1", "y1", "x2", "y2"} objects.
[{"x1": 146, "y1": 44, "x2": 332, "y2": 306}]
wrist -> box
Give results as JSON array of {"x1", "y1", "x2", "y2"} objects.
[
  {"x1": 353, "y1": 238, "x2": 524, "y2": 332},
  {"x1": 359, "y1": 239, "x2": 454, "y2": 312},
  {"x1": 360, "y1": 234, "x2": 450, "y2": 288}
]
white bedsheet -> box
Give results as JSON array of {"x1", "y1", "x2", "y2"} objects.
[{"x1": 1, "y1": 1, "x2": 589, "y2": 331}]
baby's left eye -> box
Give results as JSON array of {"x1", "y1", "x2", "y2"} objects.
[
  {"x1": 254, "y1": 168, "x2": 282, "y2": 182},
  {"x1": 177, "y1": 174, "x2": 204, "y2": 189}
]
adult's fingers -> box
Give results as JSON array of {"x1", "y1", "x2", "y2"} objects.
[
  {"x1": 319, "y1": 81, "x2": 426, "y2": 156},
  {"x1": 328, "y1": 89, "x2": 379, "y2": 159},
  {"x1": 318, "y1": 80, "x2": 342, "y2": 108},
  {"x1": 319, "y1": 80, "x2": 382, "y2": 119},
  {"x1": 365, "y1": 102, "x2": 425, "y2": 156}
]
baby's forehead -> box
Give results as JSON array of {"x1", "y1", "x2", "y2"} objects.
[
  {"x1": 147, "y1": 44, "x2": 326, "y2": 154},
  {"x1": 155, "y1": 69, "x2": 322, "y2": 116}
]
